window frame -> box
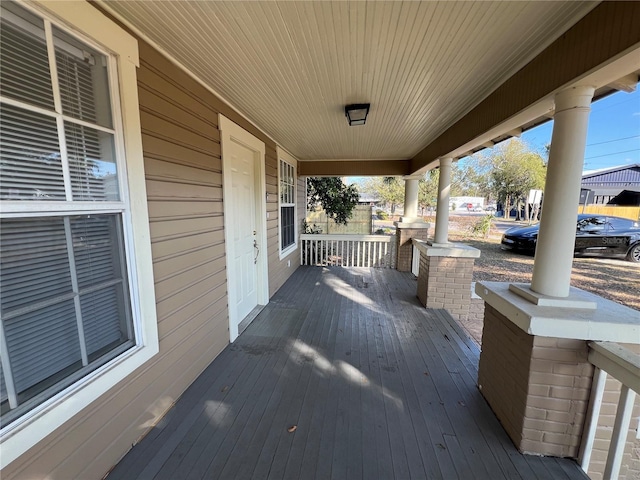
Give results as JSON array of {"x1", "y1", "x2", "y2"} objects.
[
  {"x1": 277, "y1": 147, "x2": 298, "y2": 259},
  {"x1": 0, "y1": 1, "x2": 158, "y2": 469}
]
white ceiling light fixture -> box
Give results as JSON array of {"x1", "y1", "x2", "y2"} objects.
[{"x1": 345, "y1": 104, "x2": 370, "y2": 126}]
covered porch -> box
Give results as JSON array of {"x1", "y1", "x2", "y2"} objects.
[{"x1": 108, "y1": 266, "x2": 587, "y2": 480}]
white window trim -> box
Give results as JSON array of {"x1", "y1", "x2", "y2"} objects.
[
  {"x1": 0, "y1": 1, "x2": 158, "y2": 469},
  {"x1": 277, "y1": 147, "x2": 298, "y2": 260}
]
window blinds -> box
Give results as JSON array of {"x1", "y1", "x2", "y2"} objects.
[{"x1": 0, "y1": 0, "x2": 134, "y2": 424}]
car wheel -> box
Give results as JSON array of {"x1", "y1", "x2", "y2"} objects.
[{"x1": 627, "y1": 243, "x2": 640, "y2": 263}]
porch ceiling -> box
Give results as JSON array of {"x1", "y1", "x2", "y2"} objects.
[{"x1": 101, "y1": 1, "x2": 638, "y2": 173}]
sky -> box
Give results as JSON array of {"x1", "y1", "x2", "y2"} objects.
[{"x1": 518, "y1": 88, "x2": 640, "y2": 172}]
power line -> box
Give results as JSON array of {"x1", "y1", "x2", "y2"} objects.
[
  {"x1": 591, "y1": 96, "x2": 640, "y2": 113},
  {"x1": 586, "y1": 134, "x2": 640, "y2": 147},
  {"x1": 584, "y1": 148, "x2": 640, "y2": 160}
]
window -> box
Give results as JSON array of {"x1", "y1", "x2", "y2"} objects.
[
  {"x1": 278, "y1": 149, "x2": 297, "y2": 256},
  {"x1": 0, "y1": 0, "x2": 133, "y2": 425},
  {"x1": 0, "y1": 1, "x2": 157, "y2": 466}
]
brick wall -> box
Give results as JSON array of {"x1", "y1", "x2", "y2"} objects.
[
  {"x1": 416, "y1": 255, "x2": 474, "y2": 321},
  {"x1": 395, "y1": 227, "x2": 430, "y2": 272},
  {"x1": 478, "y1": 305, "x2": 593, "y2": 457}
]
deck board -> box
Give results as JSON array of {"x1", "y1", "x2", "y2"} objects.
[{"x1": 108, "y1": 266, "x2": 589, "y2": 480}]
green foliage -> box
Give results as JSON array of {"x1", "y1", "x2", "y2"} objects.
[
  {"x1": 488, "y1": 139, "x2": 546, "y2": 218},
  {"x1": 452, "y1": 159, "x2": 491, "y2": 198},
  {"x1": 455, "y1": 139, "x2": 546, "y2": 218},
  {"x1": 302, "y1": 219, "x2": 322, "y2": 234},
  {"x1": 362, "y1": 176, "x2": 404, "y2": 214},
  {"x1": 471, "y1": 214, "x2": 494, "y2": 238},
  {"x1": 307, "y1": 177, "x2": 359, "y2": 225},
  {"x1": 418, "y1": 170, "x2": 439, "y2": 211},
  {"x1": 375, "y1": 209, "x2": 388, "y2": 220}
]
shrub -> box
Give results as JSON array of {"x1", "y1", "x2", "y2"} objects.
[
  {"x1": 471, "y1": 214, "x2": 493, "y2": 238},
  {"x1": 376, "y1": 209, "x2": 388, "y2": 220}
]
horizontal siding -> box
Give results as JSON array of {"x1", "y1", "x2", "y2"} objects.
[{"x1": 2, "y1": 29, "x2": 300, "y2": 479}]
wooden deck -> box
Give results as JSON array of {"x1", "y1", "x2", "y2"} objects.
[{"x1": 108, "y1": 266, "x2": 588, "y2": 480}]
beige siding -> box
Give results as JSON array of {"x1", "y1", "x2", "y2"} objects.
[
  {"x1": 267, "y1": 160, "x2": 304, "y2": 297},
  {"x1": 3, "y1": 31, "x2": 300, "y2": 480}
]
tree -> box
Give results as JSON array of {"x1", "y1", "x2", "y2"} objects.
[
  {"x1": 362, "y1": 176, "x2": 405, "y2": 214},
  {"x1": 487, "y1": 139, "x2": 546, "y2": 219},
  {"x1": 451, "y1": 158, "x2": 491, "y2": 198},
  {"x1": 418, "y1": 170, "x2": 439, "y2": 215},
  {"x1": 306, "y1": 177, "x2": 359, "y2": 225}
]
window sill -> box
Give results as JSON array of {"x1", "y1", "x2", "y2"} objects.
[
  {"x1": 279, "y1": 244, "x2": 298, "y2": 260},
  {"x1": 0, "y1": 341, "x2": 158, "y2": 468}
]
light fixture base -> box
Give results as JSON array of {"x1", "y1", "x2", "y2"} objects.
[{"x1": 345, "y1": 103, "x2": 370, "y2": 126}]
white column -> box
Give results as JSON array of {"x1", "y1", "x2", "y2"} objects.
[
  {"x1": 434, "y1": 157, "x2": 453, "y2": 244},
  {"x1": 400, "y1": 175, "x2": 421, "y2": 222},
  {"x1": 531, "y1": 86, "x2": 595, "y2": 297}
]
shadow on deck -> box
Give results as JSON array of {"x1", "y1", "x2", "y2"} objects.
[{"x1": 108, "y1": 266, "x2": 588, "y2": 480}]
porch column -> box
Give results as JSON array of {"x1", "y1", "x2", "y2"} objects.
[
  {"x1": 475, "y1": 85, "x2": 639, "y2": 460},
  {"x1": 433, "y1": 157, "x2": 453, "y2": 245},
  {"x1": 400, "y1": 175, "x2": 421, "y2": 222},
  {"x1": 395, "y1": 175, "x2": 429, "y2": 271},
  {"x1": 530, "y1": 86, "x2": 595, "y2": 297}
]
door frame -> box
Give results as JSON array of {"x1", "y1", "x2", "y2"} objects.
[{"x1": 219, "y1": 115, "x2": 269, "y2": 342}]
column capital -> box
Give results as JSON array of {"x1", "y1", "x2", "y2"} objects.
[
  {"x1": 554, "y1": 85, "x2": 596, "y2": 113},
  {"x1": 439, "y1": 157, "x2": 453, "y2": 168},
  {"x1": 402, "y1": 174, "x2": 424, "y2": 182}
]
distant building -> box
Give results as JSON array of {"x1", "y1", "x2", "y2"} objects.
[
  {"x1": 450, "y1": 196, "x2": 485, "y2": 211},
  {"x1": 581, "y1": 164, "x2": 640, "y2": 205},
  {"x1": 358, "y1": 193, "x2": 381, "y2": 206}
]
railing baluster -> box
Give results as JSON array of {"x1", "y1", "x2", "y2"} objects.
[
  {"x1": 579, "y1": 367, "x2": 607, "y2": 473},
  {"x1": 603, "y1": 385, "x2": 637, "y2": 480},
  {"x1": 298, "y1": 234, "x2": 395, "y2": 269},
  {"x1": 383, "y1": 242, "x2": 388, "y2": 268},
  {"x1": 372, "y1": 242, "x2": 377, "y2": 267}
]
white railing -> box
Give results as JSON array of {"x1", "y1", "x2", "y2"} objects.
[
  {"x1": 579, "y1": 342, "x2": 640, "y2": 479},
  {"x1": 300, "y1": 234, "x2": 396, "y2": 268}
]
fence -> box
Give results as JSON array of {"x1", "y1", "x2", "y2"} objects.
[
  {"x1": 300, "y1": 234, "x2": 396, "y2": 268},
  {"x1": 578, "y1": 206, "x2": 640, "y2": 221},
  {"x1": 306, "y1": 205, "x2": 373, "y2": 234}
]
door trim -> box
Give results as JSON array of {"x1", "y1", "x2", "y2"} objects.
[{"x1": 219, "y1": 115, "x2": 269, "y2": 342}]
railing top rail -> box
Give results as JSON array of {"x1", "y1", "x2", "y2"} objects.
[
  {"x1": 300, "y1": 234, "x2": 394, "y2": 242},
  {"x1": 588, "y1": 341, "x2": 640, "y2": 394}
]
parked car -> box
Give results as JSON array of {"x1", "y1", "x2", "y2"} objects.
[{"x1": 501, "y1": 214, "x2": 640, "y2": 262}]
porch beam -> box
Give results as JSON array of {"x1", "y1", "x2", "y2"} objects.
[
  {"x1": 410, "y1": 1, "x2": 640, "y2": 173},
  {"x1": 298, "y1": 159, "x2": 411, "y2": 177},
  {"x1": 531, "y1": 86, "x2": 594, "y2": 297}
]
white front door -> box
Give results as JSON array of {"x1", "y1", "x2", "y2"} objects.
[
  {"x1": 219, "y1": 115, "x2": 268, "y2": 343},
  {"x1": 229, "y1": 141, "x2": 258, "y2": 322}
]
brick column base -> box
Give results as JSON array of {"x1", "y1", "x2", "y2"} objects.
[
  {"x1": 394, "y1": 223, "x2": 430, "y2": 272},
  {"x1": 478, "y1": 304, "x2": 593, "y2": 457},
  {"x1": 416, "y1": 255, "x2": 475, "y2": 321}
]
